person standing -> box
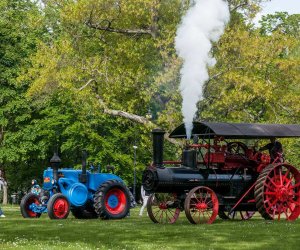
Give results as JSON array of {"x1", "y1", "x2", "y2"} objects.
[{"x1": 139, "y1": 185, "x2": 149, "y2": 216}]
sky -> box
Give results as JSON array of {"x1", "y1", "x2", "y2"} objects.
[{"x1": 254, "y1": 0, "x2": 300, "y2": 23}]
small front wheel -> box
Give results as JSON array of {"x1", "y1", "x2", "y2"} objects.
[
  {"x1": 184, "y1": 186, "x2": 219, "y2": 224},
  {"x1": 20, "y1": 193, "x2": 42, "y2": 218},
  {"x1": 47, "y1": 193, "x2": 70, "y2": 219},
  {"x1": 147, "y1": 193, "x2": 181, "y2": 224}
]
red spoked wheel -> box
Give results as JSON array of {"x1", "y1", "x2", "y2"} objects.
[
  {"x1": 184, "y1": 186, "x2": 219, "y2": 224},
  {"x1": 255, "y1": 163, "x2": 300, "y2": 221},
  {"x1": 218, "y1": 210, "x2": 255, "y2": 220},
  {"x1": 20, "y1": 193, "x2": 42, "y2": 218},
  {"x1": 147, "y1": 193, "x2": 180, "y2": 224},
  {"x1": 105, "y1": 188, "x2": 127, "y2": 215},
  {"x1": 47, "y1": 193, "x2": 70, "y2": 219}
]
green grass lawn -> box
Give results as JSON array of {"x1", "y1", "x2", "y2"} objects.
[{"x1": 0, "y1": 205, "x2": 300, "y2": 250}]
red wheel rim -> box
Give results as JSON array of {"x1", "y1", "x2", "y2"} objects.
[
  {"x1": 105, "y1": 188, "x2": 127, "y2": 215},
  {"x1": 26, "y1": 196, "x2": 40, "y2": 217},
  {"x1": 53, "y1": 198, "x2": 69, "y2": 218},
  {"x1": 185, "y1": 186, "x2": 219, "y2": 224},
  {"x1": 148, "y1": 193, "x2": 180, "y2": 224},
  {"x1": 263, "y1": 164, "x2": 300, "y2": 220}
]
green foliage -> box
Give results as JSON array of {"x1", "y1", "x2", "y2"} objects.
[
  {"x1": 0, "y1": 0, "x2": 47, "y2": 191},
  {"x1": 260, "y1": 12, "x2": 300, "y2": 38}
]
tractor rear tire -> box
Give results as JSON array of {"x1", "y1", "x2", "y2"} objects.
[
  {"x1": 93, "y1": 180, "x2": 130, "y2": 219},
  {"x1": 47, "y1": 193, "x2": 70, "y2": 219},
  {"x1": 20, "y1": 193, "x2": 42, "y2": 218}
]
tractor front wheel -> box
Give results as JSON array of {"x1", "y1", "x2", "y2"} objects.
[
  {"x1": 47, "y1": 193, "x2": 70, "y2": 219},
  {"x1": 184, "y1": 186, "x2": 219, "y2": 224},
  {"x1": 93, "y1": 180, "x2": 130, "y2": 219},
  {"x1": 20, "y1": 193, "x2": 42, "y2": 218}
]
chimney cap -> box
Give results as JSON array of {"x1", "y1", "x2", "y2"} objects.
[
  {"x1": 50, "y1": 152, "x2": 61, "y2": 169},
  {"x1": 152, "y1": 128, "x2": 165, "y2": 134}
]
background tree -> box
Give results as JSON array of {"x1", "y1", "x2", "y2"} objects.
[
  {"x1": 1, "y1": 0, "x2": 299, "y2": 203},
  {"x1": 0, "y1": 0, "x2": 46, "y2": 203}
]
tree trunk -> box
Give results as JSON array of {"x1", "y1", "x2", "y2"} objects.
[
  {"x1": 2, "y1": 181, "x2": 7, "y2": 205},
  {"x1": 0, "y1": 168, "x2": 8, "y2": 204}
]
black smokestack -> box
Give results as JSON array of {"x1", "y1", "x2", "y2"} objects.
[
  {"x1": 80, "y1": 150, "x2": 88, "y2": 183},
  {"x1": 50, "y1": 152, "x2": 61, "y2": 182},
  {"x1": 152, "y1": 129, "x2": 165, "y2": 167}
]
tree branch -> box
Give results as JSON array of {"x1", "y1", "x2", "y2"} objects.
[
  {"x1": 96, "y1": 95, "x2": 181, "y2": 146},
  {"x1": 86, "y1": 21, "x2": 153, "y2": 37},
  {"x1": 228, "y1": 0, "x2": 250, "y2": 12},
  {"x1": 78, "y1": 79, "x2": 96, "y2": 91},
  {"x1": 85, "y1": 1, "x2": 161, "y2": 38}
]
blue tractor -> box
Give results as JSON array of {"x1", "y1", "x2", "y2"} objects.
[{"x1": 20, "y1": 151, "x2": 133, "y2": 220}]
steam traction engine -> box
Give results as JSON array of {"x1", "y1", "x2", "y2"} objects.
[{"x1": 142, "y1": 122, "x2": 300, "y2": 224}]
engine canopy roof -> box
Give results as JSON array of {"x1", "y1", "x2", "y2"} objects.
[{"x1": 169, "y1": 122, "x2": 300, "y2": 139}]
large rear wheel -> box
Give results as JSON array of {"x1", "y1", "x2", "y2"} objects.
[
  {"x1": 93, "y1": 180, "x2": 130, "y2": 219},
  {"x1": 184, "y1": 186, "x2": 219, "y2": 224},
  {"x1": 255, "y1": 163, "x2": 300, "y2": 221},
  {"x1": 147, "y1": 193, "x2": 180, "y2": 224}
]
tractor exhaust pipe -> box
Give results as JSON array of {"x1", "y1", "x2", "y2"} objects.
[
  {"x1": 152, "y1": 129, "x2": 165, "y2": 168},
  {"x1": 80, "y1": 150, "x2": 88, "y2": 183},
  {"x1": 50, "y1": 152, "x2": 62, "y2": 182}
]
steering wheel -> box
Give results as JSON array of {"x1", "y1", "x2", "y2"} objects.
[{"x1": 227, "y1": 142, "x2": 248, "y2": 156}]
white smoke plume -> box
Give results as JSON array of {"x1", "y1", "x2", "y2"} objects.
[{"x1": 175, "y1": 0, "x2": 230, "y2": 139}]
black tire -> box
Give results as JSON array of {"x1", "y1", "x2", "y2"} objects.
[
  {"x1": 71, "y1": 202, "x2": 98, "y2": 219},
  {"x1": 93, "y1": 180, "x2": 130, "y2": 219},
  {"x1": 20, "y1": 193, "x2": 42, "y2": 218},
  {"x1": 47, "y1": 193, "x2": 70, "y2": 219}
]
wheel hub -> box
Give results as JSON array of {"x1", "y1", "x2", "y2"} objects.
[
  {"x1": 159, "y1": 203, "x2": 167, "y2": 210},
  {"x1": 196, "y1": 203, "x2": 208, "y2": 210},
  {"x1": 54, "y1": 200, "x2": 66, "y2": 214}
]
